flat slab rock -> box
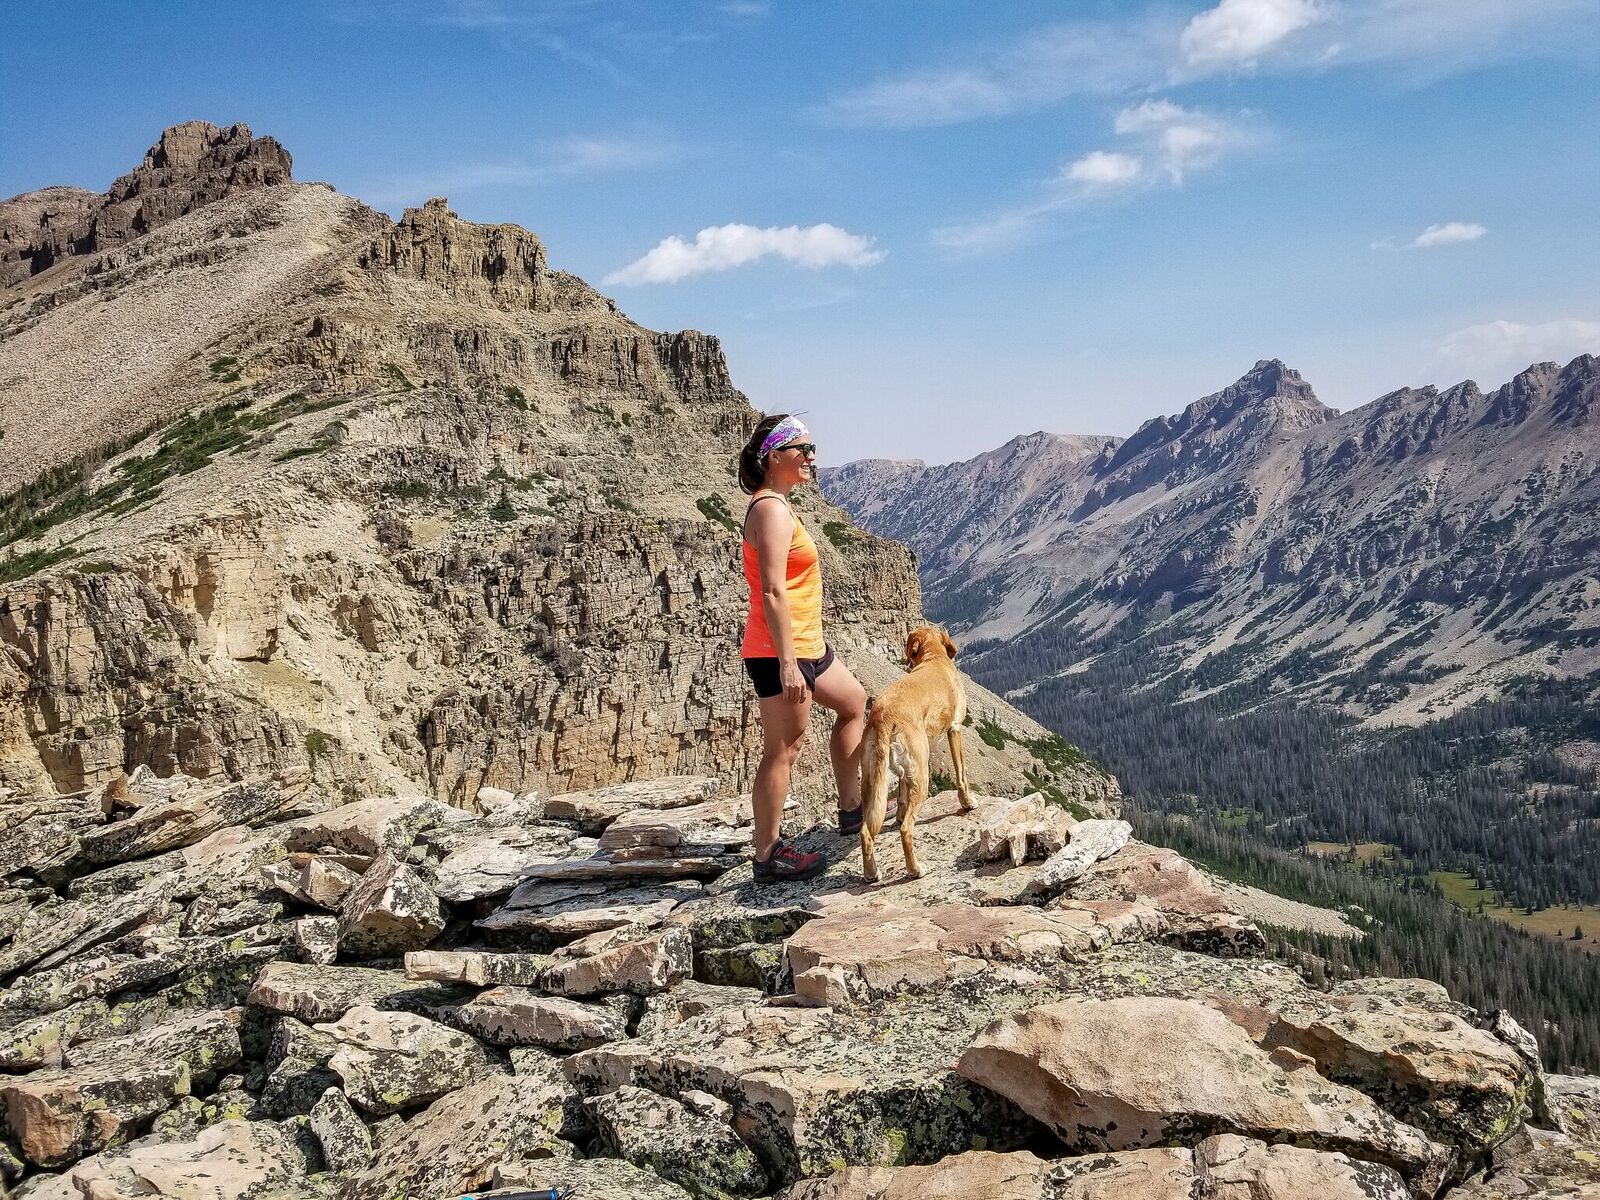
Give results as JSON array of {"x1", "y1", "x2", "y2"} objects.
[
  {"x1": 432, "y1": 823, "x2": 585, "y2": 902},
  {"x1": 543, "y1": 775, "x2": 721, "y2": 832},
  {"x1": 247, "y1": 960, "x2": 472, "y2": 1023},
  {"x1": 480, "y1": 879, "x2": 702, "y2": 938},
  {"x1": 958, "y1": 995, "x2": 1452, "y2": 1191},
  {"x1": 598, "y1": 794, "x2": 753, "y2": 852},
  {"x1": 776, "y1": 1135, "x2": 1410, "y2": 1200},
  {"x1": 14, "y1": 1118, "x2": 321, "y2": 1200}
]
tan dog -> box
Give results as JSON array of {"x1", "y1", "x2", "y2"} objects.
[{"x1": 859, "y1": 626, "x2": 975, "y2": 881}]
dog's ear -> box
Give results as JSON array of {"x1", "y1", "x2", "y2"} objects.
[
  {"x1": 940, "y1": 629, "x2": 958, "y2": 661},
  {"x1": 905, "y1": 628, "x2": 926, "y2": 665}
]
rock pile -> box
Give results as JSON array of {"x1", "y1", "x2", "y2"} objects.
[{"x1": 0, "y1": 775, "x2": 1589, "y2": 1199}]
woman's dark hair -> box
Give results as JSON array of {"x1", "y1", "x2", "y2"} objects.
[{"x1": 738, "y1": 413, "x2": 789, "y2": 495}]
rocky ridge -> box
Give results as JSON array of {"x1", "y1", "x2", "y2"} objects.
[
  {"x1": 0, "y1": 770, "x2": 1590, "y2": 1199},
  {"x1": 823, "y1": 357, "x2": 1600, "y2": 725},
  {"x1": 0, "y1": 122, "x2": 1113, "y2": 818}
]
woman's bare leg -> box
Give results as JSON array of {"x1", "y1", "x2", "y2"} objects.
[
  {"x1": 811, "y1": 658, "x2": 868, "y2": 812},
  {"x1": 753, "y1": 691, "x2": 811, "y2": 859}
]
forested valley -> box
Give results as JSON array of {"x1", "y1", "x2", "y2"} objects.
[{"x1": 970, "y1": 617, "x2": 1600, "y2": 1071}]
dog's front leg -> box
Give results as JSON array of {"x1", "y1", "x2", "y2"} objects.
[{"x1": 947, "y1": 726, "x2": 975, "y2": 811}]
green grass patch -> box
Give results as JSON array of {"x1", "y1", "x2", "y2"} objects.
[
  {"x1": 0, "y1": 545, "x2": 78, "y2": 584},
  {"x1": 384, "y1": 364, "x2": 416, "y2": 392},
  {"x1": 69, "y1": 560, "x2": 122, "y2": 576},
  {"x1": 503, "y1": 385, "x2": 528, "y2": 410},
  {"x1": 821, "y1": 520, "x2": 857, "y2": 550},
  {"x1": 697, "y1": 495, "x2": 739, "y2": 533},
  {"x1": 304, "y1": 730, "x2": 334, "y2": 764},
  {"x1": 1429, "y1": 870, "x2": 1600, "y2": 952},
  {"x1": 382, "y1": 479, "x2": 434, "y2": 499},
  {"x1": 602, "y1": 490, "x2": 639, "y2": 514}
]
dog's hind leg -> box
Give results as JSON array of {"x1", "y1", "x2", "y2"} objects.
[
  {"x1": 898, "y1": 734, "x2": 931, "y2": 879},
  {"x1": 858, "y1": 724, "x2": 892, "y2": 883},
  {"x1": 947, "y1": 727, "x2": 975, "y2": 811}
]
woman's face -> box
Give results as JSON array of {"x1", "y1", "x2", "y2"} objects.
[{"x1": 766, "y1": 439, "x2": 817, "y2": 486}]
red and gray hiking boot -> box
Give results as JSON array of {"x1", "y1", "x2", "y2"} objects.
[{"x1": 753, "y1": 839, "x2": 826, "y2": 882}]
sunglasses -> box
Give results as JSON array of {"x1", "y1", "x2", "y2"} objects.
[{"x1": 779, "y1": 442, "x2": 817, "y2": 457}]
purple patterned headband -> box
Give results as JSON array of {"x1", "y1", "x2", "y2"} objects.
[{"x1": 758, "y1": 416, "x2": 811, "y2": 458}]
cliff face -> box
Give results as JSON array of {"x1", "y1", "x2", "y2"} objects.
[
  {"x1": 825, "y1": 356, "x2": 1600, "y2": 724},
  {"x1": 0, "y1": 123, "x2": 1114, "y2": 819}
]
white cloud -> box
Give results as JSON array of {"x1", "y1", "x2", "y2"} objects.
[
  {"x1": 605, "y1": 223, "x2": 885, "y2": 285},
  {"x1": 1180, "y1": 0, "x2": 1324, "y2": 66},
  {"x1": 1371, "y1": 221, "x2": 1489, "y2": 251},
  {"x1": 1113, "y1": 100, "x2": 1250, "y2": 183},
  {"x1": 1431, "y1": 318, "x2": 1600, "y2": 376},
  {"x1": 1410, "y1": 221, "x2": 1487, "y2": 248},
  {"x1": 1065, "y1": 150, "x2": 1142, "y2": 187}
]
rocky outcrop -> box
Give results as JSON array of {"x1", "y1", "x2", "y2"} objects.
[
  {"x1": 0, "y1": 764, "x2": 1581, "y2": 1197},
  {"x1": 0, "y1": 120, "x2": 291, "y2": 287}
]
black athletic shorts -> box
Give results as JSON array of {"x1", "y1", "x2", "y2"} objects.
[{"x1": 743, "y1": 644, "x2": 836, "y2": 699}]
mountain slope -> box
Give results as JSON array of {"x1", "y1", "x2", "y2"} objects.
[
  {"x1": 0, "y1": 122, "x2": 1115, "y2": 817},
  {"x1": 825, "y1": 357, "x2": 1600, "y2": 724}
]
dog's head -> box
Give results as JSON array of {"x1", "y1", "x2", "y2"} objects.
[{"x1": 905, "y1": 625, "x2": 958, "y2": 667}]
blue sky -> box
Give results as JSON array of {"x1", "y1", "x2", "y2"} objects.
[{"x1": 3, "y1": 0, "x2": 1598, "y2": 464}]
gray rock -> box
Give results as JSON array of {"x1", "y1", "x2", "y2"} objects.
[
  {"x1": 336, "y1": 855, "x2": 445, "y2": 958},
  {"x1": 1030, "y1": 819, "x2": 1131, "y2": 893},
  {"x1": 455, "y1": 987, "x2": 628, "y2": 1050},
  {"x1": 316, "y1": 1005, "x2": 497, "y2": 1115},
  {"x1": 309, "y1": 1085, "x2": 373, "y2": 1173},
  {"x1": 588, "y1": 1083, "x2": 767, "y2": 1197}
]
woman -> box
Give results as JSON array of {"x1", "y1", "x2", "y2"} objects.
[{"x1": 739, "y1": 414, "x2": 877, "y2": 882}]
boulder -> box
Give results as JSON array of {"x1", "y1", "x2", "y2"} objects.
[
  {"x1": 957, "y1": 996, "x2": 1451, "y2": 1189},
  {"x1": 431, "y1": 824, "x2": 580, "y2": 902},
  {"x1": 1192, "y1": 1133, "x2": 1411, "y2": 1200},
  {"x1": 336, "y1": 855, "x2": 445, "y2": 958},
  {"x1": 541, "y1": 926, "x2": 692, "y2": 996},
  {"x1": 316, "y1": 1004, "x2": 497, "y2": 1115},
  {"x1": 492, "y1": 1154, "x2": 697, "y2": 1198},
  {"x1": 73, "y1": 778, "x2": 316, "y2": 866},
  {"x1": 1029, "y1": 819, "x2": 1131, "y2": 893},
  {"x1": 567, "y1": 1002, "x2": 1043, "y2": 1187},
  {"x1": 1263, "y1": 994, "x2": 1534, "y2": 1156},
  {"x1": 12, "y1": 1118, "x2": 320, "y2": 1200},
  {"x1": 785, "y1": 897, "x2": 1138, "y2": 1010},
  {"x1": 285, "y1": 795, "x2": 470, "y2": 857},
  {"x1": 404, "y1": 949, "x2": 551, "y2": 986},
  {"x1": 973, "y1": 794, "x2": 1076, "y2": 867},
  {"x1": 543, "y1": 776, "x2": 720, "y2": 832},
  {"x1": 587, "y1": 1083, "x2": 768, "y2": 1196},
  {"x1": 344, "y1": 1074, "x2": 568, "y2": 1200},
  {"x1": 455, "y1": 987, "x2": 628, "y2": 1050},
  {"x1": 257, "y1": 1016, "x2": 340, "y2": 1118},
  {"x1": 598, "y1": 794, "x2": 752, "y2": 852},
  {"x1": 1, "y1": 1009, "x2": 241, "y2": 1167},
  {"x1": 261, "y1": 856, "x2": 362, "y2": 910},
  {"x1": 777, "y1": 1150, "x2": 1056, "y2": 1200},
  {"x1": 479, "y1": 879, "x2": 701, "y2": 939},
  {"x1": 247, "y1": 960, "x2": 470, "y2": 1023},
  {"x1": 293, "y1": 916, "x2": 339, "y2": 965},
  {"x1": 309, "y1": 1085, "x2": 374, "y2": 1173}
]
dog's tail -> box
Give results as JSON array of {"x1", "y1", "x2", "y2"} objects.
[{"x1": 860, "y1": 715, "x2": 899, "y2": 841}]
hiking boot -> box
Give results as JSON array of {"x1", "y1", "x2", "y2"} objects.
[
  {"x1": 752, "y1": 840, "x2": 826, "y2": 883},
  {"x1": 837, "y1": 799, "x2": 899, "y2": 836}
]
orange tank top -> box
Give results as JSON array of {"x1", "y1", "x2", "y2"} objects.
[{"x1": 741, "y1": 493, "x2": 825, "y2": 659}]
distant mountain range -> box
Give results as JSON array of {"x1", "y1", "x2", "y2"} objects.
[{"x1": 824, "y1": 356, "x2": 1600, "y2": 724}]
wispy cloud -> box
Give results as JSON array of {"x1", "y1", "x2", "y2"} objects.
[
  {"x1": 358, "y1": 135, "x2": 682, "y2": 207},
  {"x1": 1372, "y1": 221, "x2": 1488, "y2": 250},
  {"x1": 816, "y1": 19, "x2": 1177, "y2": 129},
  {"x1": 718, "y1": 0, "x2": 769, "y2": 16},
  {"x1": 1180, "y1": 0, "x2": 1325, "y2": 67},
  {"x1": 820, "y1": 1, "x2": 1597, "y2": 129},
  {"x1": 605, "y1": 223, "x2": 886, "y2": 285},
  {"x1": 935, "y1": 102, "x2": 1256, "y2": 254},
  {"x1": 1431, "y1": 317, "x2": 1600, "y2": 376}
]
